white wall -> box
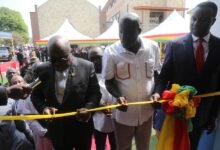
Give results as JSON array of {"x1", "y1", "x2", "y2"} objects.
[{"x1": 210, "y1": 0, "x2": 220, "y2": 38}]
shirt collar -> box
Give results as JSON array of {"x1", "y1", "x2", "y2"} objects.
[
  {"x1": 55, "y1": 68, "x2": 69, "y2": 78},
  {"x1": 192, "y1": 33, "x2": 210, "y2": 43}
]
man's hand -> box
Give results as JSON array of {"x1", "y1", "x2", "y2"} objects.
[
  {"x1": 117, "y1": 96, "x2": 128, "y2": 112},
  {"x1": 150, "y1": 93, "x2": 160, "y2": 101},
  {"x1": 101, "y1": 103, "x2": 112, "y2": 117},
  {"x1": 76, "y1": 108, "x2": 91, "y2": 122},
  {"x1": 43, "y1": 107, "x2": 58, "y2": 122},
  {"x1": 150, "y1": 93, "x2": 161, "y2": 109},
  {"x1": 43, "y1": 107, "x2": 58, "y2": 115},
  {"x1": 6, "y1": 83, "x2": 32, "y2": 100}
]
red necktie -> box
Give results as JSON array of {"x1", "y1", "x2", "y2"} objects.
[{"x1": 196, "y1": 39, "x2": 204, "y2": 73}]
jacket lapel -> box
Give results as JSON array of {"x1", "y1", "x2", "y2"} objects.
[
  {"x1": 48, "y1": 68, "x2": 60, "y2": 106},
  {"x1": 183, "y1": 34, "x2": 197, "y2": 75},
  {"x1": 204, "y1": 35, "x2": 215, "y2": 72},
  {"x1": 62, "y1": 58, "x2": 78, "y2": 104}
]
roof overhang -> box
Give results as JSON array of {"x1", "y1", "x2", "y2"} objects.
[{"x1": 133, "y1": 6, "x2": 188, "y2": 11}]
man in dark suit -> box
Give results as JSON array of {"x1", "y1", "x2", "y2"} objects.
[
  {"x1": 31, "y1": 35, "x2": 101, "y2": 150},
  {"x1": 151, "y1": 1, "x2": 220, "y2": 149}
]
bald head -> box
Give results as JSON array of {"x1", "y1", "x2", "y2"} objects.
[
  {"x1": 88, "y1": 47, "x2": 103, "y2": 59},
  {"x1": 88, "y1": 47, "x2": 103, "y2": 73},
  {"x1": 48, "y1": 35, "x2": 72, "y2": 72},
  {"x1": 119, "y1": 12, "x2": 141, "y2": 30},
  {"x1": 119, "y1": 13, "x2": 142, "y2": 51},
  {"x1": 48, "y1": 35, "x2": 71, "y2": 56}
]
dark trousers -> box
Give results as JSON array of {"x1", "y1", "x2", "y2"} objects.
[
  {"x1": 189, "y1": 117, "x2": 203, "y2": 150},
  {"x1": 94, "y1": 129, "x2": 116, "y2": 150},
  {"x1": 50, "y1": 119, "x2": 93, "y2": 150}
]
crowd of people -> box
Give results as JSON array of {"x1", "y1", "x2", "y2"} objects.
[{"x1": 0, "y1": 1, "x2": 220, "y2": 150}]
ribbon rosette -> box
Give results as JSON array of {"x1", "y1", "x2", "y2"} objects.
[{"x1": 157, "y1": 84, "x2": 200, "y2": 150}]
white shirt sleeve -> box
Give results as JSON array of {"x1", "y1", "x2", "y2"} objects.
[
  {"x1": 27, "y1": 120, "x2": 47, "y2": 136},
  {"x1": 16, "y1": 98, "x2": 38, "y2": 114},
  {"x1": 102, "y1": 46, "x2": 115, "y2": 80},
  {"x1": 15, "y1": 98, "x2": 47, "y2": 136}
]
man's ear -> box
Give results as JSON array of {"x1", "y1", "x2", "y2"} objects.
[
  {"x1": 138, "y1": 28, "x2": 142, "y2": 34},
  {"x1": 211, "y1": 18, "x2": 216, "y2": 25}
]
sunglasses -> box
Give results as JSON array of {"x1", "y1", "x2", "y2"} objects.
[{"x1": 49, "y1": 55, "x2": 69, "y2": 64}]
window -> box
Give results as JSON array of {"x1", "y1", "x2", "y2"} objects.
[{"x1": 150, "y1": 12, "x2": 164, "y2": 24}]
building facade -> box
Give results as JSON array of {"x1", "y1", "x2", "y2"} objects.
[
  {"x1": 101, "y1": 0, "x2": 187, "y2": 33},
  {"x1": 30, "y1": 0, "x2": 101, "y2": 42}
]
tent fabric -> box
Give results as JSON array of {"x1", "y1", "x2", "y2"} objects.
[
  {"x1": 42, "y1": 19, "x2": 92, "y2": 40},
  {"x1": 36, "y1": 20, "x2": 119, "y2": 45},
  {"x1": 36, "y1": 39, "x2": 118, "y2": 45},
  {"x1": 141, "y1": 10, "x2": 189, "y2": 41},
  {"x1": 36, "y1": 11, "x2": 189, "y2": 45},
  {"x1": 0, "y1": 31, "x2": 13, "y2": 39},
  {"x1": 95, "y1": 20, "x2": 119, "y2": 40}
]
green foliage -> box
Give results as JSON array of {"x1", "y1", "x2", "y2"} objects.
[
  {"x1": 0, "y1": 7, "x2": 29, "y2": 45},
  {"x1": 0, "y1": 38, "x2": 12, "y2": 46}
]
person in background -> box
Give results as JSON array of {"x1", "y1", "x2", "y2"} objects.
[
  {"x1": 0, "y1": 98, "x2": 35, "y2": 150},
  {"x1": 88, "y1": 47, "x2": 116, "y2": 150},
  {"x1": 5, "y1": 68, "x2": 19, "y2": 86},
  {"x1": 20, "y1": 58, "x2": 31, "y2": 78},
  {"x1": 102, "y1": 13, "x2": 161, "y2": 150},
  {"x1": 16, "y1": 49, "x2": 25, "y2": 68},
  {"x1": 30, "y1": 47, "x2": 41, "y2": 60},
  {"x1": 0, "y1": 75, "x2": 34, "y2": 149},
  {"x1": 24, "y1": 56, "x2": 40, "y2": 83},
  {"x1": 31, "y1": 35, "x2": 101, "y2": 150},
  {"x1": 11, "y1": 75, "x2": 54, "y2": 150},
  {"x1": 151, "y1": 1, "x2": 220, "y2": 149}
]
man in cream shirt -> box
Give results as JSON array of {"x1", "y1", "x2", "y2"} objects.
[{"x1": 102, "y1": 13, "x2": 161, "y2": 150}]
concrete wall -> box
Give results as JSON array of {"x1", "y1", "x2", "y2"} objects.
[
  {"x1": 37, "y1": 0, "x2": 100, "y2": 39},
  {"x1": 30, "y1": 6, "x2": 40, "y2": 42}
]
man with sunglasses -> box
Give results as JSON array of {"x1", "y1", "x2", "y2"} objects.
[{"x1": 31, "y1": 35, "x2": 101, "y2": 150}]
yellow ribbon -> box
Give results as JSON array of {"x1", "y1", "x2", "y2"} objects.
[
  {"x1": 196, "y1": 91, "x2": 220, "y2": 98},
  {"x1": 0, "y1": 100, "x2": 167, "y2": 120},
  {"x1": 0, "y1": 90, "x2": 219, "y2": 120}
]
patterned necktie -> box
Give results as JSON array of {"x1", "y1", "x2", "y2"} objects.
[{"x1": 196, "y1": 38, "x2": 204, "y2": 73}]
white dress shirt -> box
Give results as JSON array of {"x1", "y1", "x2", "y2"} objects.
[
  {"x1": 93, "y1": 74, "x2": 114, "y2": 133},
  {"x1": 192, "y1": 33, "x2": 210, "y2": 61},
  {"x1": 55, "y1": 69, "x2": 69, "y2": 104}
]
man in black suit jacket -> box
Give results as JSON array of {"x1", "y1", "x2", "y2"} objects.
[
  {"x1": 31, "y1": 35, "x2": 101, "y2": 150},
  {"x1": 151, "y1": 1, "x2": 220, "y2": 149}
]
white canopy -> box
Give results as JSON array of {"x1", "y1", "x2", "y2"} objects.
[
  {"x1": 42, "y1": 19, "x2": 91, "y2": 40},
  {"x1": 95, "y1": 20, "x2": 119, "y2": 39},
  {"x1": 141, "y1": 10, "x2": 189, "y2": 38}
]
